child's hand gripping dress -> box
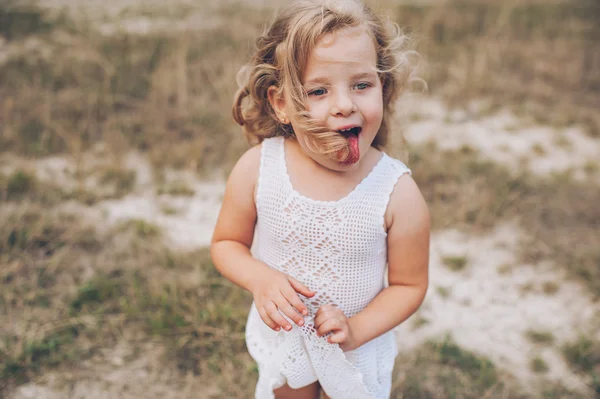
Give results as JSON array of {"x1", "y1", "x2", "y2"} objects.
[{"x1": 251, "y1": 267, "x2": 315, "y2": 332}]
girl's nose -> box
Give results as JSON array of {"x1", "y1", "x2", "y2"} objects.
[{"x1": 330, "y1": 92, "x2": 356, "y2": 117}]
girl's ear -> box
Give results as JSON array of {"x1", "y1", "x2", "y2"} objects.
[{"x1": 267, "y1": 86, "x2": 288, "y2": 123}]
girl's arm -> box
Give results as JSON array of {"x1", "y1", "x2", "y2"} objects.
[
  {"x1": 315, "y1": 174, "x2": 430, "y2": 350},
  {"x1": 349, "y1": 175, "x2": 430, "y2": 347},
  {"x1": 211, "y1": 145, "x2": 314, "y2": 332},
  {"x1": 210, "y1": 145, "x2": 264, "y2": 291}
]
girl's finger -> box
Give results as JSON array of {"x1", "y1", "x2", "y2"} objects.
[
  {"x1": 314, "y1": 310, "x2": 336, "y2": 329},
  {"x1": 281, "y1": 286, "x2": 309, "y2": 317},
  {"x1": 315, "y1": 304, "x2": 337, "y2": 316},
  {"x1": 316, "y1": 318, "x2": 342, "y2": 337},
  {"x1": 315, "y1": 308, "x2": 345, "y2": 328},
  {"x1": 328, "y1": 331, "x2": 347, "y2": 344},
  {"x1": 258, "y1": 305, "x2": 281, "y2": 332},
  {"x1": 265, "y1": 301, "x2": 292, "y2": 331},
  {"x1": 275, "y1": 294, "x2": 305, "y2": 326},
  {"x1": 288, "y1": 277, "x2": 316, "y2": 298}
]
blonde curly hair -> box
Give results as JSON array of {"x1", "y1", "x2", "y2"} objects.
[{"x1": 232, "y1": 0, "x2": 419, "y2": 159}]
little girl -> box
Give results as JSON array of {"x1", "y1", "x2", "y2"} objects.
[{"x1": 211, "y1": 1, "x2": 430, "y2": 398}]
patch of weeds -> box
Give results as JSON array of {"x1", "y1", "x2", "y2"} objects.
[
  {"x1": 1, "y1": 210, "x2": 70, "y2": 255},
  {"x1": 437, "y1": 338, "x2": 496, "y2": 383},
  {"x1": 5, "y1": 169, "x2": 36, "y2": 198},
  {"x1": 436, "y1": 286, "x2": 451, "y2": 298},
  {"x1": 531, "y1": 143, "x2": 547, "y2": 156},
  {"x1": 542, "y1": 281, "x2": 560, "y2": 295},
  {"x1": 442, "y1": 255, "x2": 468, "y2": 271},
  {"x1": 120, "y1": 219, "x2": 161, "y2": 239},
  {"x1": 146, "y1": 301, "x2": 189, "y2": 336},
  {"x1": 70, "y1": 275, "x2": 123, "y2": 313},
  {"x1": 0, "y1": 207, "x2": 104, "y2": 389},
  {"x1": 160, "y1": 205, "x2": 180, "y2": 215},
  {"x1": 1, "y1": 326, "x2": 82, "y2": 390},
  {"x1": 525, "y1": 330, "x2": 555, "y2": 345},
  {"x1": 26, "y1": 293, "x2": 51, "y2": 308},
  {"x1": 71, "y1": 226, "x2": 102, "y2": 252},
  {"x1": 0, "y1": 170, "x2": 67, "y2": 204},
  {"x1": 519, "y1": 283, "x2": 536, "y2": 295},
  {"x1": 583, "y1": 161, "x2": 598, "y2": 176},
  {"x1": 99, "y1": 167, "x2": 137, "y2": 197},
  {"x1": 553, "y1": 134, "x2": 573, "y2": 150},
  {"x1": 156, "y1": 181, "x2": 195, "y2": 196},
  {"x1": 411, "y1": 314, "x2": 430, "y2": 330},
  {"x1": 0, "y1": 1, "x2": 71, "y2": 40},
  {"x1": 159, "y1": 250, "x2": 189, "y2": 269},
  {"x1": 562, "y1": 336, "x2": 600, "y2": 394},
  {"x1": 582, "y1": 116, "x2": 600, "y2": 139},
  {"x1": 542, "y1": 384, "x2": 589, "y2": 399},
  {"x1": 562, "y1": 336, "x2": 599, "y2": 373},
  {"x1": 530, "y1": 356, "x2": 549, "y2": 373},
  {"x1": 391, "y1": 336, "x2": 522, "y2": 399},
  {"x1": 497, "y1": 263, "x2": 513, "y2": 275}
]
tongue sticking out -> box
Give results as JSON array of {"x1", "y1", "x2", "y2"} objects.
[
  {"x1": 337, "y1": 129, "x2": 360, "y2": 164},
  {"x1": 344, "y1": 134, "x2": 360, "y2": 164}
]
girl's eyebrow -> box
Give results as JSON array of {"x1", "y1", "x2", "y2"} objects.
[
  {"x1": 304, "y1": 72, "x2": 378, "y2": 86},
  {"x1": 304, "y1": 77, "x2": 330, "y2": 86},
  {"x1": 351, "y1": 72, "x2": 378, "y2": 81}
]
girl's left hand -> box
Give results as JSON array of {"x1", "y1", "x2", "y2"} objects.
[{"x1": 314, "y1": 305, "x2": 358, "y2": 351}]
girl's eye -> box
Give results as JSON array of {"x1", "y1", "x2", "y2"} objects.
[
  {"x1": 308, "y1": 88, "x2": 327, "y2": 97},
  {"x1": 354, "y1": 82, "x2": 371, "y2": 90}
]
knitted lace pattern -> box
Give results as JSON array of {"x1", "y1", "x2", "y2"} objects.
[{"x1": 246, "y1": 137, "x2": 411, "y2": 399}]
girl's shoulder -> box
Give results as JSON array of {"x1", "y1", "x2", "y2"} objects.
[
  {"x1": 383, "y1": 164, "x2": 429, "y2": 234},
  {"x1": 380, "y1": 151, "x2": 428, "y2": 232},
  {"x1": 225, "y1": 143, "x2": 263, "y2": 203},
  {"x1": 233, "y1": 142, "x2": 263, "y2": 174}
]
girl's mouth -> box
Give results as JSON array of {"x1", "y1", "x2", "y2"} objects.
[{"x1": 337, "y1": 126, "x2": 361, "y2": 164}]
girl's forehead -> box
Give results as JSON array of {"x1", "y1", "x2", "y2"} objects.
[
  {"x1": 318, "y1": 25, "x2": 370, "y2": 47},
  {"x1": 304, "y1": 26, "x2": 377, "y2": 76}
]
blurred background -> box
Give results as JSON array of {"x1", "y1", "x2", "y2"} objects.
[{"x1": 0, "y1": 0, "x2": 599, "y2": 398}]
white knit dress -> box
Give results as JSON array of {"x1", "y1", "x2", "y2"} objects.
[{"x1": 246, "y1": 136, "x2": 411, "y2": 399}]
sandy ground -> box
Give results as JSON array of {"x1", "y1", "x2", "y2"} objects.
[
  {"x1": 401, "y1": 96, "x2": 600, "y2": 182},
  {"x1": 396, "y1": 223, "x2": 598, "y2": 395}
]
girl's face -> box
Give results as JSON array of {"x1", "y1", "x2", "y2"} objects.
[{"x1": 288, "y1": 25, "x2": 384, "y2": 172}]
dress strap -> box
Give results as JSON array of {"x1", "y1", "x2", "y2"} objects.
[
  {"x1": 357, "y1": 153, "x2": 412, "y2": 232},
  {"x1": 256, "y1": 136, "x2": 287, "y2": 213}
]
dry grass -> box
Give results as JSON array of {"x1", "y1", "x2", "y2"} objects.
[
  {"x1": 385, "y1": 1, "x2": 600, "y2": 136},
  {"x1": 0, "y1": 201, "x2": 256, "y2": 396},
  {"x1": 1, "y1": 1, "x2": 599, "y2": 172}
]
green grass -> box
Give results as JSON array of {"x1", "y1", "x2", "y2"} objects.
[
  {"x1": 530, "y1": 356, "x2": 549, "y2": 373},
  {"x1": 442, "y1": 255, "x2": 468, "y2": 272},
  {"x1": 98, "y1": 167, "x2": 137, "y2": 197},
  {"x1": 562, "y1": 336, "x2": 600, "y2": 394},
  {"x1": 391, "y1": 337, "x2": 525, "y2": 399},
  {"x1": 0, "y1": 203, "x2": 255, "y2": 396},
  {"x1": 0, "y1": 169, "x2": 67, "y2": 204},
  {"x1": 156, "y1": 181, "x2": 195, "y2": 196},
  {"x1": 525, "y1": 330, "x2": 555, "y2": 346},
  {"x1": 0, "y1": 1, "x2": 72, "y2": 41}
]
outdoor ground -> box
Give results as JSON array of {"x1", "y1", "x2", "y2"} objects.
[{"x1": 1, "y1": 0, "x2": 599, "y2": 398}]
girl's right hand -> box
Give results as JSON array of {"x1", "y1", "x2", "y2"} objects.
[{"x1": 252, "y1": 268, "x2": 316, "y2": 332}]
